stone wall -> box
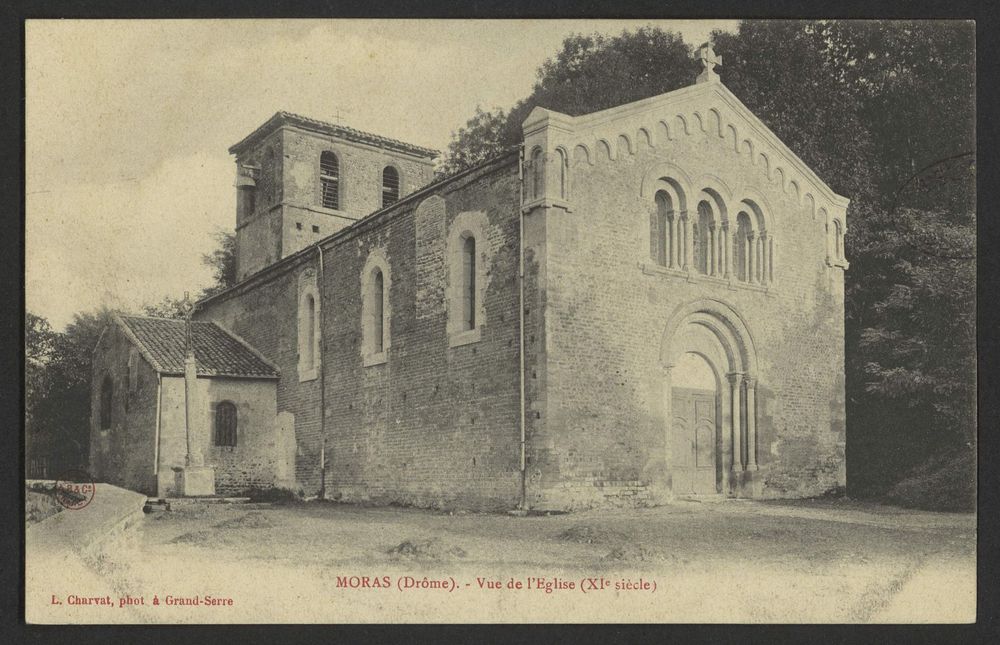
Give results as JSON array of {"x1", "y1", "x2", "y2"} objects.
[
  {"x1": 199, "y1": 155, "x2": 526, "y2": 510},
  {"x1": 279, "y1": 127, "x2": 435, "y2": 221},
  {"x1": 90, "y1": 325, "x2": 159, "y2": 495},
  {"x1": 156, "y1": 377, "x2": 281, "y2": 496},
  {"x1": 204, "y1": 85, "x2": 848, "y2": 512},
  {"x1": 235, "y1": 125, "x2": 437, "y2": 281},
  {"x1": 523, "y1": 92, "x2": 847, "y2": 510}
]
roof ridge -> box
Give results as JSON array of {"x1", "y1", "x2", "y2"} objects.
[
  {"x1": 121, "y1": 313, "x2": 182, "y2": 322},
  {"x1": 197, "y1": 147, "x2": 520, "y2": 308},
  {"x1": 113, "y1": 314, "x2": 278, "y2": 378},
  {"x1": 113, "y1": 314, "x2": 168, "y2": 373},
  {"x1": 229, "y1": 111, "x2": 440, "y2": 158},
  {"x1": 121, "y1": 313, "x2": 217, "y2": 325}
]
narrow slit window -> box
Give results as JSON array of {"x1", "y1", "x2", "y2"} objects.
[
  {"x1": 530, "y1": 148, "x2": 544, "y2": 200},
  {"x1": 382, "y1": 166, "x2": 400, "y2": 207},
  {"x1": 320, "y1": 151, "x2": 340, "y2": 210},
  {"x1": 834, "y1": 220, "x2": 844, "y2": 259},
  {"x1": 462, "y1": 236, "x2": 476, "y2": 330},
  {"x1": 653, "y1": 191, "x2": 671, "y2": 267},
  {"x1": 303, "y1": 294, "x2": 315, "y2": 370},
  {"x1": 373, "y1": 269, "x2": 385, "y2": 353}
]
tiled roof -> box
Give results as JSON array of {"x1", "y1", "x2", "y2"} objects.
[
  {"x1": 228, "y1": 111, "x2": 440, "y2": 159},
  {"x1": 116, "y1": 316, "x2": 279, "y2": 379}
]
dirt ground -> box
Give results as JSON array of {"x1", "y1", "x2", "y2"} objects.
[{"x1": 77, "y1": 498, "x2": 974, "y2": 623}]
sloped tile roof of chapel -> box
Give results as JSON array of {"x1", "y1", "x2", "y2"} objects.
[
  {"x1": 115, "y1": 315, "x2": 279, "y2": 379},
  {"x1": 228, "y1": 111, "x2": 440, "y2": 159}
]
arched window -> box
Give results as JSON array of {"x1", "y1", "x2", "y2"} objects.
[
  {"x1": 462, "y1": 236, "x2": 476, "y2": 331},
  {"x1": 361, "y1": 251, "x2": 391, "y2": 364},
  {"x1": 303, "y1": 294, "x2": 315, "y2": 370},
  {"x1": 735, "y1": 211, "x2": 753, "y2": 282},
  {"x1": 372, "y1": 269, "x2": 384, "y2": 353},
  {"x1": 214, "y1": 401, "x2": 237, "y2": 447},
  {"x1": 100, "y1": 375, "x2": 113, "y2": 430},
  {"x1": 555, "y1": 148, "x2": 568, "y2": 199},
  {"x1": 695, "y1": 201, "x2": 714, "y2": 275},
  {"x1": 382, "y1": 166, "x2": 400, "y2": 207},
  {"x1": 446, "y1": 212, "x2": 488, "y2": 345},
  {"x1": 298, "y1": 271, "x2": 321, "y2": 381},
  {"x1": 530, "y1": 147, "x2": 544, "y2": 200},
  {"x1": 320, "y1": 151, "x2": 340, "y2": 210},
  {"x1": 833, "y1": 219, "x2": 844, "y2": 260},
  {"x1": 652, "y1": 190, "x2": 672, "y2": 267}
]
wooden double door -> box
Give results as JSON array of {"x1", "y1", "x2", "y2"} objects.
[{"x1": 671, "y1": 387, "x2": 719, "y2": 495}]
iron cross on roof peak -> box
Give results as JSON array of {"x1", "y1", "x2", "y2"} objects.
[{"x1": 695, "y1": 43, "x2": 723, "y2": 84}]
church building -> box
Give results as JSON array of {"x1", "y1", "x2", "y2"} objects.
[{"x1": 91, "y1": 50, "x2": 849, "y2": 510}]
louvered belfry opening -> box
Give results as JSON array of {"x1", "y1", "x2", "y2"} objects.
[
  {"x1": 382, "y1": 166, "x2": 400, "y2": 207},
  {"x1": 320, "y1": 151, "x2": 340, "y2": 210}
]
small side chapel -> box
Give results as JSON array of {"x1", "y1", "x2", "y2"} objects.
[{"x1": 91, "y1": 46, "x2": 849, "y2": 509}]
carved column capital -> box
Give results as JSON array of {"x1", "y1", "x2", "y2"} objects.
[{"x1": 727, "y1": 372, "x2": 743, "y2": 387}]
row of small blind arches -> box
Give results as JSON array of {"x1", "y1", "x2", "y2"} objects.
[{"x1": 320, "y1": 151, "x2": 400, "y2": 211}]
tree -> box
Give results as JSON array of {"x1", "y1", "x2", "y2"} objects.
[
  {"x1": 141, "y1": 229, "x2": 237, "y2": 317},
  {"x1": 711, "y1": 20, "x2": 975, "y2": 493},
  {"x1": 26, "y1": 227, "x2": 241, "y2": 475},
  {"x1": 27, "y1": 308, "x2": 116, "y2": 474},
  {"x1": 440, "y1": 27, "x2": 697, "y2": 173},
  {"x1": 199, "y1": 229, "x2": 237, "y2": 299},
  {"x1": 440, "y1": 107, "x2": 510, "y2": 176},
  {"x1": 142, "y1": 295, "x2": 190, "y2": 319},
  {"x1": 442, "y1": 20, "x2": 975, "y2": 498},
  {"x1": 25, "y1": 312, "x2": 58, "y2": 467}
]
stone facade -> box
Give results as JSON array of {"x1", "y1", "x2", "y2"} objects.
[
  {"x1": 90, "y1": 324, "x2": 160, "y2": 494},
  {"x1": 98, "y1": 66, "x2": 848, "y2": 510},
  {"x1": 89, "y1": 317, "x2": 289, "y2": 497},
  {"x1": 519, "y1": 78, "x2": 848, "y2": 509},
  {"x1": 199, "y1": 155, "x2": 526, "y2": 509},
  {"x1": 231, "y1": 112, "x2": 438, "y2": 281}
]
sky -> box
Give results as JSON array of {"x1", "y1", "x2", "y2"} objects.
[{"x1": 25, "y1": 19, "x2": 739, "y2": 330}]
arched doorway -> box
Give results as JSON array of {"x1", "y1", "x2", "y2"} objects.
[
  {"x1": 671, "y1": 352, "x2": 719, "y2": 494},
  {"x1": 660, "y1": 299, "x2": 760, "y2": 497}
]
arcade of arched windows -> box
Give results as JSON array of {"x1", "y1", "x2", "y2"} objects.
[{"x1": 649, "y1": 185, "x2": 775, "y2": 287}]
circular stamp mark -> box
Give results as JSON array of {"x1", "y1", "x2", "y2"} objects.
[{"x1": 54, "y1": 469, "x2": 96, "y2": 510}]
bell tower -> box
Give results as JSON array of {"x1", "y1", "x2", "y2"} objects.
[{"x1": 229, "y1": 112, "x2": 438, "y2": 282}]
